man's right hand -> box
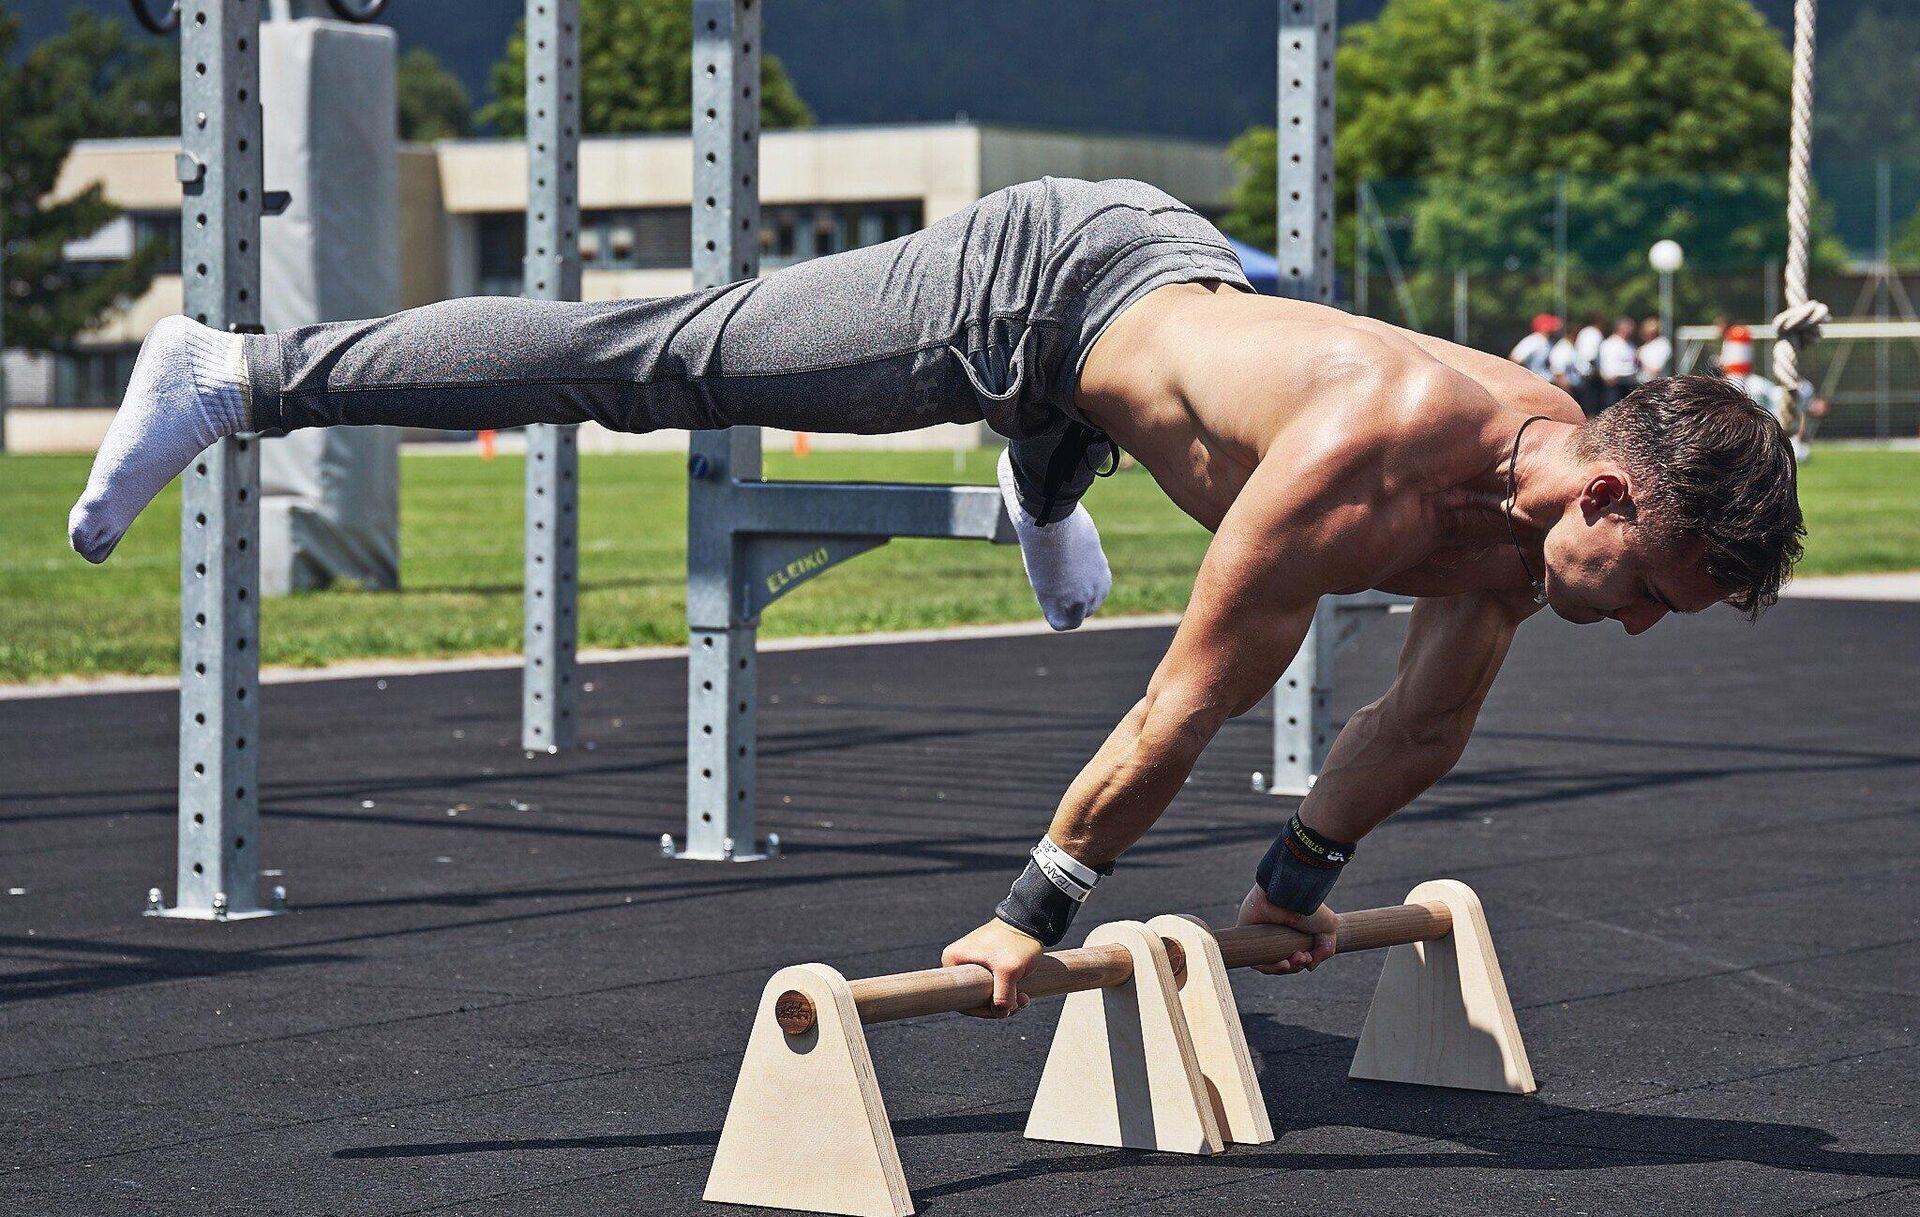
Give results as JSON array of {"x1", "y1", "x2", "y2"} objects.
[
  {"x1": 942, "y1": 918, "x2": 1045, "y2": 1017},
  {"x1": 1236, "y1": 884, "x2": 1338, "y2": 975}
]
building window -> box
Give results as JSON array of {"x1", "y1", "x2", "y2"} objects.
[
  {"x1": 54, "y1": 346, "x2": 141, "y2": 408},
  {"x1": 582, "y1": 207, "x2": 691, "y2": 270},
  {"x1": 59, "y1": 212, "x2": 182, "y2": 277},
  {"x1": 477, "y1": 213, "x2": 526, "y2": 296},
  {"x1": 759, "y1": 201, "x2": 921, "y2": 271},
  {"x1": 132, "y1": 212, "x2": 184, "y2": 275},
  {"x1": 473, "y1": 200, "x2": 922, "y2": 289}
]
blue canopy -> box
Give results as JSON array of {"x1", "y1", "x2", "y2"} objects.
[{"x1": 1227, "y1": 235, "x2": 1280, "y2": 296}]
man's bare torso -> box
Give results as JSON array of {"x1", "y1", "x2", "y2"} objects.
[{"x1": 1076, "y1": 281, "x2": 1585, "y2": 602}]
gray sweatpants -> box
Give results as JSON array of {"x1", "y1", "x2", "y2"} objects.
[{"x1": 243, "y1": 176, "x2": 1251, "y2": 524}]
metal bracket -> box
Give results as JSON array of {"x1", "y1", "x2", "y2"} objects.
[
  {"x1": 740, "y1": 536, "x2": 887, "y2": 618},
  {"x1": 660, "y1": 831, "x2": 782, "y2": 864}
]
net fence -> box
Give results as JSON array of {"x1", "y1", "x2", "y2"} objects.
[{"x1": 1348, "y1": 161, "x2": 1920, "y2": 439}]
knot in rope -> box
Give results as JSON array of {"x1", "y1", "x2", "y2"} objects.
[{"x1": 1768, "y1": 299, "x2": 1829, "y2": 431}]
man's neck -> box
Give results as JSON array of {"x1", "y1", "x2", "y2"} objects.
[{"x1": 1505, "y1": 418, "x2": 1584, "y2": 539}]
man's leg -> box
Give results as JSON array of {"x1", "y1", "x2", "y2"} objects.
[
  {"x1": 70, "y1": 213, "x2": 1007, "y2": 562},
  {"x1": 69, "y1": 182, "x2": 1115, "y2": 635}
]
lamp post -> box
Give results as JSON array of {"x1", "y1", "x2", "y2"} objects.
[{"x1": 1648, "y1": 239, "x2": 1684, "y2": 374}]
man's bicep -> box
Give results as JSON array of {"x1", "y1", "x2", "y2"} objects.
[{"x1": 1149, "y1": 455, "x2": 1375, "y2": 723}]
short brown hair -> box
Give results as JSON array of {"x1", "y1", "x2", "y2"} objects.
[{"x1": 1577, "y1": 375, "x2": 1804, "y2": 618}]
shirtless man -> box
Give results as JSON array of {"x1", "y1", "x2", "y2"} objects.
[{"x1": 68, "y1": 178, "x2": 1804, "y2": 1012}]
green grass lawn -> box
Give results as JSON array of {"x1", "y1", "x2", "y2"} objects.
[{"x1": 3, "y1": 446, "x2": 1915, "y2": 683}]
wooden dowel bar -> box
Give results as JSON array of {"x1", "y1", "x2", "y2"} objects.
[
  {"x1": 1213, "y1": 900, "x2": 1451, "y2": 970},
  {"x1": 776, "y1": 902, "x2": 1452, "y2": 1035}
]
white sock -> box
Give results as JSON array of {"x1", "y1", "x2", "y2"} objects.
[
  {"x1": 68, "y1": 315, "x2": 251, "y2": 564},
  {"x1": 997, "y1": 446, "x2": 1112, "y2": 631}
]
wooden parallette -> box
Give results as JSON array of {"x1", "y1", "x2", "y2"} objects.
[{"x1": 705, "y1": 880, "x2": 1533, "y2": 1217}]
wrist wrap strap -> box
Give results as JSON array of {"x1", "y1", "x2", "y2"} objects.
[
  {"x1": 995, "y1": 836, "x2": 1114, "y2": 946},
  {"x1": 1255, "y1": 813, "x2": 1356, "y2": 915}
]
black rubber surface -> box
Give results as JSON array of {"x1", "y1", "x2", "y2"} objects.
[{"x1": 2, "y1": 601, "x2": 1915, "y2": 1216}]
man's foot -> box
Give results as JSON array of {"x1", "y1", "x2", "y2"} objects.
[
  {"x1": 997, "y1": 447, "x2": 1112, "y2": 631},
  {"x1": 68, "y1": 315, "x2": 251, "y2": 563}
]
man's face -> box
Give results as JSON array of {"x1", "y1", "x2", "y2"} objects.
[{"x1": 1539, "y1": 472, "x2": 1727, "y2": 634}]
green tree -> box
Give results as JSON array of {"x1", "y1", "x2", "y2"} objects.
[
  {"x1": 1, "y1": 10, "x2": 175, "y2": 352},
  {"x1": 1892, "y1": 209, "x2": 1920, "y2": 270},
  {"x1": 480, "y1": 0, "x2": 811, "y2": 136},
  {"x1": 1813, "y1": 9, "x2": 1920, "y2": 168},
  {"x1": 397, "y1": 47, "x2": 472, "y2": 142},
  {"x1": 1222, "y1": 0, "x2": 1836, "y2": 335}
]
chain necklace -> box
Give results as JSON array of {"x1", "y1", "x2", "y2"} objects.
[{"x1": 1505, "y1": 415, "x2": 1549, "y2": 605}]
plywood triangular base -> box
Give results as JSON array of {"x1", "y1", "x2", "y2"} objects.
[
  {"x1": 1146, "y1": 913, "x2": 1275, "y2": 1145},
  {"x1": 705, "y1": 963, "x2": 914, "y2": 1217},
  {"x1": 1348, "y1": 879, "x2": 1536, "y2": 1094},
  {"x1": 1024, "y1": 920, "x2": 1225, "y2": 1154}
]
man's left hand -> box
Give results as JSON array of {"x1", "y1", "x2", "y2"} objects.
[{"x1": 1236, "y1": 884, "x2": 1337, "y2": 975}]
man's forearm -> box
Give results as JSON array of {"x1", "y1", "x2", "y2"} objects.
[
  {"x1": 1295, "y1": 700, "x2": 1469, "y2": 843},
  {"x1": 1044, "y1": 693, "x2": 1214, "y2": 865}
]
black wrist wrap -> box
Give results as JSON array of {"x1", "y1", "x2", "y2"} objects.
[
  {"x1": 1255, "y1": 813, "x2": 1356, "y2": 915},
  {"x1": 995, "y1": 852, "x2": 1115, "y2": 947}
]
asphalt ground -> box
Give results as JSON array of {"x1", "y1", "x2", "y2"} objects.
[{"x1": 2, "y1": 600, "x2": 1915, "y2": 1216}]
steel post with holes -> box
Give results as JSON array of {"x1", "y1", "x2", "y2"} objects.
[
  {"x1": 669, "y1": 0, "x2": 1015, "y2": 862},
  {"x1": 1, "y1": 196, "x2": 8, "y2": 455},
  {"x1": 520, "y1": 0, "x2": 582, "y2": 754},
  {"x1": 1257, "y1": 1, "x2": 1410, "y2": 798},
  {"x1": 680, "y1": 0, "x2": 767, "y2": 860},
  {"x1": 1275, "y1": 0, "x2": 1336, "y2": 305},
  {"x1": 160, "y1": 0, "x2": 273, "y2": 920},
  {"x1": 1255, "y1": 590, "x2": 1410, "y2": 797}
]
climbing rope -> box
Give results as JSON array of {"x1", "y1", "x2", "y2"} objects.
[{"x1": 1770, "y1": 0, "x2": 1828, "y2": 432}]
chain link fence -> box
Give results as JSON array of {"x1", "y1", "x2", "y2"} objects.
[{"x1": 1349, "y1": 161, "x2": 1920, "y2": 439}]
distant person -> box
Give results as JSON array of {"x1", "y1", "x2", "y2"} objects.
[
  {"x1": 1637, "y1": 317, "x2": 1671, "y2": 381},
  {"x1": 1594, "y1": 317, "x2": 1640, "y2": 414},
  {"x1": 1793, "y1": 394, "x2": 1829, "y2": 463},
  {"x1": 1509, "y1": 313, "x2": 1559, "y2": 380},
  {"x1": 1548, "y1": 326, "x2": 1583, "y2": 397},
  {"x1": 1573, "y1": 312, "x2": 1607, "y2": 412},
  {"x1": 1720, "y1": 325, "x2": 1819, "y2": 463}
]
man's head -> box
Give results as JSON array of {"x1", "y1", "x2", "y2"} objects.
[
  {"x1": 1613, "y1": 317, "x2": 1636, "y2": 339},
  {"x1": 1542, "y1": 375, "x2": 1804, "y2": 632},
  {"x1": 1640, "y1": 316, "x2": 1662, "y2": 341}
]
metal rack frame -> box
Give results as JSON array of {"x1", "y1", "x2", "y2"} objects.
[
  {"x1": 1259, "y1": 1, "x2": 1409, "y2": 798},
  {"x1": 520, "y1": 0, "x2": 583, "y2": 755},
  {"x1": 152, "y1": 0, "x2": 275, "y2": 920},
  {"x1": 147, "y1": 0, "x2": 1397, "y2": 914},
  {"x1": 665, "y1": 0, "x2": 1015, "y2": 861}
]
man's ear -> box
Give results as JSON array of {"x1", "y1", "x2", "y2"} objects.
[{"x1": 1578, "y1": 471, "x2": 1634, "y2": 523}]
